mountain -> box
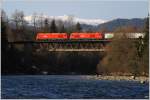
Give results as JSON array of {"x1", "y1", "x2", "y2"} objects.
[
  {"x1": 24, "y1": 15, "x2": 107, "y2": 26},
  {"x1": 96, "y1": 18, "x2": 146, "y2": 32}
]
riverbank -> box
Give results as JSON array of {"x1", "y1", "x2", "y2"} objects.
[{"x1": 85, "y1": 75, "x2": 149, "y2": 82}]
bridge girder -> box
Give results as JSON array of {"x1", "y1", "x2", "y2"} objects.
[{"x1": 7, "y1": 40, "x2": 111, "y2": 52}]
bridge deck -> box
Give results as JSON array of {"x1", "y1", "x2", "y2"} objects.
[
  {"x1": 8, "y1": 40, "x2": 111, "y2": 44},
  {"x1": 47, "y1": 49, "x2": 105, "y2": 52}
]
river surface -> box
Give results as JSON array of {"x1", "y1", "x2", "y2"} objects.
[{"x1": 1, "y1": 75, "x2": 149, "y2": 99}]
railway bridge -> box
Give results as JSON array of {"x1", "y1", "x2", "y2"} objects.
[{"x1": 8, "y1": 40, "x2": 111, "y2": 52}]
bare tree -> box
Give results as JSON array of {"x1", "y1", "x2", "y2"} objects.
[
  {"x1": 11, "y1": 10, "x2": 28, "y2": 41},
  {"x1": 68, "y1": 15, "x2": 74, "y2": 26},
  {"x1": 12, "y1": 10, "x2": 25, "y2": 30},
  {"x1": 1, "y1": 10, "x2": 14, "y2": 42},
  {"x1": 56, "y1": 19, "x2": 65, "y2": 32},
  {"x1": 38, "y1": 13, "x2": 44, "y2": 32},
  {"x1": 32, "y1": 12, "x2": 38, "y2": 33}
]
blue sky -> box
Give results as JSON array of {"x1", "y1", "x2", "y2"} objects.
[{"x1": 2, "y1": 0, "x2": 148, "y2": 20}]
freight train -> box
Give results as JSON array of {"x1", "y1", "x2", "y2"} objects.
[
  {"x1": 36, "y1": 32, "x2": 114, "y2": 40},
  {"x1": 36, "y1": 32, "x2": 144, "y2": 40}
]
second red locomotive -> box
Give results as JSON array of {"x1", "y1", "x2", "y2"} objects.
[{"x1": 70, "y1": 32, "x2": 103, "y2": 40}]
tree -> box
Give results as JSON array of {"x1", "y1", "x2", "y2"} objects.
[
  {"x1": 143, "y1": 16, "x2": 149, "y2": 49},
  {"x1": 12, "y1": 10, "x2": 26, "y2": 30},
  {"x1": 1, "y1": 10, "x2": 8, "y2": 44},
  {"x1": 32, "y1": 12, "x2": 37, "y2": 33},
  {"x1": 60, "y1": 25, "x2": 66, "y2": 33},
  {"x1": 57, "y1": 20, "x2": 66, "y2": 33},
  {"x1": 50, "y1": 19, "x2": 57, "y2": 32},
  {"x1": 66, "y1": 15, "x2": 75, "y2": 34},
  {"x1": 31, "y1": 12, "x2": 39, "y2": 40},
  {"x1": 11, "y1": 10, "x2": 28, "y2": 41},
  {"x1": 44, "y1": 18, "x2": 50, "y2": 32},
  {"x1": 132, "y1": 16, "x2": 149, "y2": 76},
  {"x1": 68, "y1": 15, "x2": 74, "y2": 26},
  {"x1": 76, "y1": 22, "x2": 82, "y2": 32},
  {"x1": 141, "y1": 16, "x2": 149, "y2": 76},
  {"x1": 1, "y1": 10, "x2": 9, "y2": 73}
]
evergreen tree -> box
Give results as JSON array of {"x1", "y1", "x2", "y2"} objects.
[
  {"x1": 50, "y1": 20, "x2": 57, "y2": 32},
  {"x1": 135, "y1": 16, "x2": 149, "y2": 58},
  {"x1": 141, "y1": 16, "x2": 149, "y2": 76},
  {"x1": 60, "y1": 25, "x2": 66, "y2": 33},
  {"x1": 44, "y1": 18, "x2": 50, "y2": 32},
  {"x1": 143, "y1": 16, "x2": 149, "y2": 49},
  {"x1": 1, "y1": 10, "x2": 8, "y2": 51},
  {"x1": 1, "y1": 10, "x2": 9, "y2": 73},
  {"x1": 76, "y1": 22, "x2": 82, "y2": 32}
]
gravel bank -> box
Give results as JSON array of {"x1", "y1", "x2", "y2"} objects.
[{"x1": 85, "y1": 75, "x2": 149, "y2": 82}]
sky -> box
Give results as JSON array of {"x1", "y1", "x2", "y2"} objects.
[{"x1": 2, "y1": 0, "x2": 149, "y2": 20}]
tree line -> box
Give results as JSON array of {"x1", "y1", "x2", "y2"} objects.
[{"x1": 1, "y1": 10, "x2": 83, "y2": 42}]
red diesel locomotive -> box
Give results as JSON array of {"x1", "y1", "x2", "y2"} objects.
[
  {"x1": 36, "y1": 33, "x2": 68, "y2": 40},
  {"x1": 36, "y1": 32, "x2": 103, "y2": 40},
  {"x1": 70, "y1": 32, "x2": 103, "y2": 40}
]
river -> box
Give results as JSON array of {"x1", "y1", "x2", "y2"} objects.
[{"x1": 1, "y1": 75, "x2": 149, "y2": 99}]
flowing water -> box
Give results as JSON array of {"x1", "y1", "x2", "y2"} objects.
[{"x1": 1, "y1": 75, "x2": 149, "y2": 99}]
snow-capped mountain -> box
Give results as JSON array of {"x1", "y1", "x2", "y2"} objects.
[{"x1": 24, "y1": 15, "x2": 107, "y2": 26}]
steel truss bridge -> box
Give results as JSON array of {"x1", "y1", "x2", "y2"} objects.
[{"x1": 8, "y1": 40, "x2": 112, "y2": 52}]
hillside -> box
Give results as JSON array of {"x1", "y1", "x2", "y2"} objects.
[{"x1": 95, "y1": 18, "x2": 146, "y2": 32}]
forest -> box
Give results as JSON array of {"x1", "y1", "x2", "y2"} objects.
[{"x1": 1, "y1": 10, "x2": 149, "y2": 76}]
